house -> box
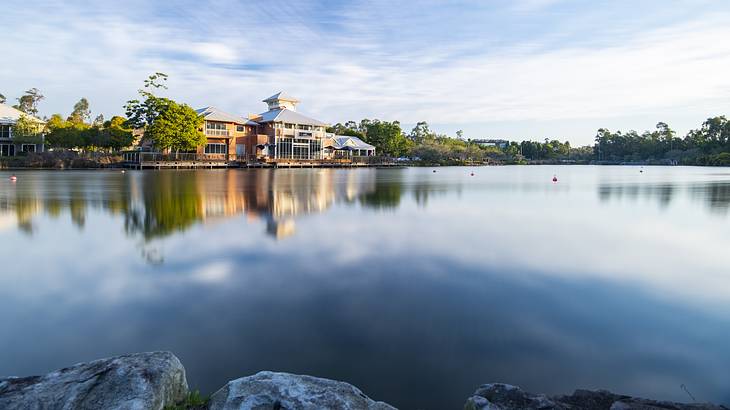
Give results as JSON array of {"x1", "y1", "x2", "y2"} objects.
[
  {"x1": 250, "y1": 92, "x2": 329, "y2": 161},
  {"x1": 0, "y1": 103, "x2": 45, "y2": 157},
  {"x1": 195, "y1": 106, "x2": 259, "y2": 161},
  {"x1": 324, "y1": 134, "x2": 375, "y2": 158},
  {"x1": 472, "y1": 139, "x2": 509, "y2": 149}
]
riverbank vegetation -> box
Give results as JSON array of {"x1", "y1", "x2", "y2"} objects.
[
  {"x1": 5, "y1": 76, "x2": 730, "y2": 167},
  {"x1": 328, "y1": 116, "x2": 730, "y2": 166}
]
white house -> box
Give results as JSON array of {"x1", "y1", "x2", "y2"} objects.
[{"x1": 0, "y1": 103, "x2": 45, "y2": 156}]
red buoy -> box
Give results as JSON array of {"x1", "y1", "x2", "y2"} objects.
[
  {"x1": 552, "y1": 175, "x2": 558, "y2": 183},
  {"x1": 9, "y1": 175, "x2": 17, "y2": 182}
]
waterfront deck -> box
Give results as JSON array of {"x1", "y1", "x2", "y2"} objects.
[{"x1": 122, "y1": 152, "x2": 401, "y2": 169}]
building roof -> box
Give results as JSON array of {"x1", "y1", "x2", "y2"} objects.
[
  {"x1": 326, "y1": 135, "x2": 375, "y2": 150},
  {"x1": 262, "y1": 92, "x2": 299, "y2": 103},
  {"x1": 0, "y1": 103, "x2": 43, "y2": 125},
  {"x1": 256, "y1": 108, "x2": 328, "y2": 127},
  {"x1": 196, "y1": 106, "x2": 258, "y2": 126}
]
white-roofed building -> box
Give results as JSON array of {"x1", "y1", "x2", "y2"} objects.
[
  {"x1": 251, "y1": 92, "x2": 330, "y2": 161},
  {"x1": 0, "y1": 103, "x2": 45, "y2": 157},
  {"x1": 324, "y1": 134, "x2": 375, "y2": 158}
]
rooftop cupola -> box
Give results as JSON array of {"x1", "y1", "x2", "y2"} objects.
[{"x1": 263, "y1": 92, "x2": 300, "y2": 111}]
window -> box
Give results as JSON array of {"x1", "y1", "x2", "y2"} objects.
[
  {"x1": 204, "y1": 143, "x2": 227, "y2": 154},
  {"x1": 284, "y1": 123, "x2": 295, "y2": 129},
  {"x1": 0, "y1": 125, "x2": 10, "y2": 139},
  {"x1": 236, "y1": 125, "x2": 245, "y2": 132},
  {"x1": 206, "y1": 122, "x2": 226, "y2": 130},
  {"x1": 236, "y1": 144, "x2": 246, "y2": 157},
  {"x1": 0, "y1": 144, "x2": 13, "y2": 156},
  {"x1": 21, "y1": 144, "x2": 36, "y2": 153}
]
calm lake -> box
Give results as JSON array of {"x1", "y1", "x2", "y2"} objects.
[{"x1": 1, "y1": 166, "x2": 729, "y2": 409}]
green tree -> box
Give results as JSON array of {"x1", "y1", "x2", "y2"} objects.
[
  {"x1": 11, "y1": 115, "x2": 44, "y2": 144},
  {"x1": 146, "y1": 101, "x2": 205, "y2": 152},
  {"x1": 68, "y1": 98, "x2": 91, "y2": 123},
  {"x1": 409, "y1": 121, "x2": 433, "y2": 143},
  {"x1": 125, "y1": 73, "x2": 205, "y2": 152},
  {"x1": 103, "y1": 116, "x2": 135, "y2": 151},
  {"x1": 14, "y1": 88, "x2": 44, "y2": 116},
  {"x1": 0, "y1": 93, "x2": 6, "y2": 104},
  {"x1": 363, "y1": 120, "x2": 408, "y2": 157},
  {"x1": 45, "y1": 114, "x2": 89, "y2": 149}
]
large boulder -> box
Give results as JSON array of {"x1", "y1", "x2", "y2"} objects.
[
  {"x1": 208, "y1": 371, "x2": 396, "y2": 410},
  {"x1": 464, "y1": 383, "x2": 727, "y2": 410},
  {"x1": 0, "y1": 351, "x2": 188, "y2": 410}
]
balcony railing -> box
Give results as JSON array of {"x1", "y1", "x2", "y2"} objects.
[
  {"x1": 205, "y1": 129, "x2": 230, "y2": 137},
  {"x1": 123, "y1": 152, "x2": 229, "y2": 163}
]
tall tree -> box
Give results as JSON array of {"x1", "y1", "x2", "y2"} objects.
[
  {"x1": 93, "y1": 114, "x2": 105, "y2": 126},
  {"x1": 409, "y1": 121, "x2": 433, "y2": 143},
  {"x1": 125, "y1": 73, "x2": 205, "y2": 152},
  {"x1": 68, "y1": 98, "x2": 91, "y2": 123},
  {"x1": 0, "y1": 93, "x2": 6, "y2": 104},
  {"x1": 14, "y1": 88, "x2": 44, "y2": 116}
]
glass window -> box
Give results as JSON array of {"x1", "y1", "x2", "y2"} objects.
[
  {"x1": 206, "y1": 122, "x2": 226, "y2": 130},
  {"x1": 22, "y1": 144, "x2": 36, "y2": 153},
  {"x1": 0, "y1": 125, "x2": 10, "y2": 139},
  {"x1": 236, "y1": 125, "x2": 245, "y2": 132},
  {"x1": 204, "y1": 143, "x2": 227, "y2": 154}
]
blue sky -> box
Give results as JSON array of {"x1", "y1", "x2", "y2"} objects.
[{"x1": 2, "y1": 0, "x2": 729, "y2": 145}]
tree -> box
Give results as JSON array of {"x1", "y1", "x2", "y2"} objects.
[
  {"x1": 14, "y1": 88, "x2": 44, "y2": 116},
  {"x1": 409, "y1": 121, "x2": 433, "y2": 143},
  {"x1": 456, "y1": 130, "x2": 464, "y2": 140},
  {"x1": 125, "y1": 73, "x2": 205, "y2": 152},
  {"x1": 363, "y1": 120, "x2": 409, "y2": 157},
  {"x1": 93, "y1": 114, "x2": 105, "y2": 126},
  {"x1": 103, "y1": 116, "x2": 135, "y2": 150},
  {"x1": 68, "y1": 98, "x2": 91, "y2": 123},
  {"x1": 0, "y1": 93, "x2": 5, "y2": 104},
  {"x1": 11, "y1": 115, "x2": 44, "y2": 144},
  {"x1": 146, "y1": 101, "x2": 205, "y2": 152},
  {"x1": 45, "y1": 114, "x2": 89, "y2": 149}
]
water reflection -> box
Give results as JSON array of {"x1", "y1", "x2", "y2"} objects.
[
  {"x1": 2, "y1": 167, "x2": 730, "y2": 409},
  {"x1": 599, "y1": 181, "x2": 730, "y2": 213},
  {"x1": 0, "y1": 169, "x2": 424, "y2": 243}
]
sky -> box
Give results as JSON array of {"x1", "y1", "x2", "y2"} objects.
[{"x1": 1, "y1": 0, "x2": 730, "y2": 145}]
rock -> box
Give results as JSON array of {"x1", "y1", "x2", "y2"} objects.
[
  {"x1": 0, "y1": 351, "x2": 188, "y2": 410},
  {"x1": 464, "y1": 384, "x2": 728, "y2": 410},
  {"x1": 208, "y1": 371, "x2": 396, "y2": 410}
]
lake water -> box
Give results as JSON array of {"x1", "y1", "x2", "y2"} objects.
[{"x1": 1, "y1": 166, "x2": 729, "y2": 409}]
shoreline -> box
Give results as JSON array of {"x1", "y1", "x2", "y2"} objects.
[{"x1": 0, "y1": 352, "x2": 724, "y2": 409}]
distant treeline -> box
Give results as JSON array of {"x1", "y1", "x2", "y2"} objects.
[
  {"x1": 329, "y1": 116, "x2": 730, "y2": 165},
  {"x1": 7, "y1": 83, "x2": 730, "y2": 165}
]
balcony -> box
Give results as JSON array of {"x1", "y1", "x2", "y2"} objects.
[{"x1": 205, "y1": 129, "x2": 230, "y2": 137}]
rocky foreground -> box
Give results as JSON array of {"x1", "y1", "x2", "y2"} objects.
[{"x1": 0, "y1": 352, "x2": 725, "y2": 410}]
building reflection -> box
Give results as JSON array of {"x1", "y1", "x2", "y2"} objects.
[{"x1": 0, "y1": 169, "x2": 393, "y2": 245}]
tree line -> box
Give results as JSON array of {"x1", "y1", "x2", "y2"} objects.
[
  {"x1": 3, "y1": 74, "x2": 204, "y2": 153},
  {"x1": 328, "y1": 117, "x2": 730, "y2": 165},
  {"x1": 5, "y1": 79, "x2": 730, "y2": 165}
]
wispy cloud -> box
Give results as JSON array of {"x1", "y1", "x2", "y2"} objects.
[{"x1": 1, "y1": 0, "x2": 729, "y2": 143}]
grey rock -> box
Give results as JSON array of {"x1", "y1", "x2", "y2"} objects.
[
  {"x1": 208, "y1": 371, "x2": 396, "y2": 410},
  {"x1": 0, "y1": 351, "x2": 188, "y2": 410},
  {"x1": 464, "y1": 384, "x2": 728, "y2": 410}
]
